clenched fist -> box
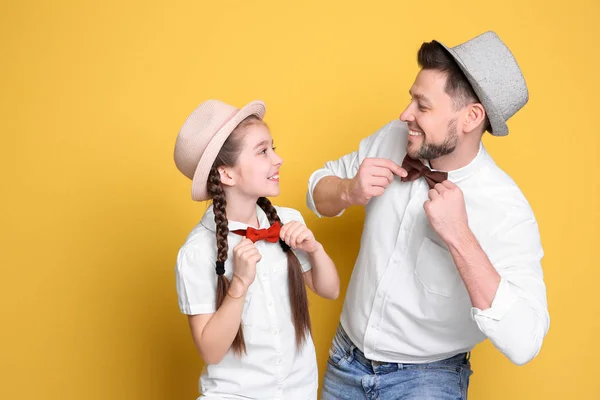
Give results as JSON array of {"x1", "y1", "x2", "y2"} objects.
[
  {"x1": 279, "y1": 221, "x2": 319, "y2": 253},
  {"x1": 344, "y1": 158, "x2": 407, "y2": 205},
  {"x1": 232, "y1": 238, "x2": 261, "y2": 289},
  {"x1": 424, "y1": 181, "x2": 470, "y2": 245}
]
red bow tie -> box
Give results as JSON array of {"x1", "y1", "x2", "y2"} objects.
[
  {"x1": 231, "y1": 221, "x2": 282, "y2": 243},
  {"x1": 400, "y1": 154, "x2": 448, "y2": 189}
]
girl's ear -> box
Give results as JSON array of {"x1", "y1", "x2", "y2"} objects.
[{"x1": 218, "y1": 166, "x2": 236, "y2": 187}]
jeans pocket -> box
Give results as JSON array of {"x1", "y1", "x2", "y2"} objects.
[
  {"x1": 327, "y1": 345, "x2": 343, "y2": 366},
  {"x1": 328, "y1": 345, "x2": 353, "y2": 368},
  {"x1": 327, "y1": 330, "x2": 353, "y2": 367},
  {"x1": 459, "y1": 364, "x2": 473, "y2": 399}
]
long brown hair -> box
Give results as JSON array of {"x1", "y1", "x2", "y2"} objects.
[{"x1": 206, "y1": 116, "x2": 311, "y2": 355}]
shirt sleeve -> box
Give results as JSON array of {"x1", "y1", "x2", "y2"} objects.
[
  {"x1": 175, "y1": 245, "x2": 218, "y2": 315},
  {"x1": 306, "y1": 121, "x2": 396, "y2": 218},
  {"x1": 276, "y1": 206, "x2": 313, "y2": 273},
  {"x1": 471, "y1": 216, "x2": 550, "y2": 366}
]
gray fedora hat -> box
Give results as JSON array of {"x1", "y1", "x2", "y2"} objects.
[{"x1": 435, "y1": 31, "x2": 528, "y2": 136}]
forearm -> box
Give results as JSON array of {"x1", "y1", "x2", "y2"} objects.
[
  {"x1": 193, "y1": 277, "x2": 248, "y2": 364},
  {"x1": 447, "y1": 226, "x2": 501, "y2": 310},
  {"x1": 447, "y1": 227, "x2": 549, "y2": 365},
  {"x1": 472, "y1": 280, "x2": 548, "y2": 365},
  {"x1": 313, "y1": 176, "x2": 354, "y2": 217},
  {"x1": 307, "y1": 243, "x2": 340, "y2": 299}
]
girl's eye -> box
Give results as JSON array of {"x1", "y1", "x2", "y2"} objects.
[{"x1": 258, "y1": 145, "x2": 275, "y2": 155}]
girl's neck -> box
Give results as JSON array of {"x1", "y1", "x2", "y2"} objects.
[{"x1": 224, "y1": 193, "x2": 260, "y2": 228}]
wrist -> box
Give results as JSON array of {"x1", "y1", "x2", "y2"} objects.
[
  {"x1": 228, "y1": 275, "x2": 249, "y2": 299},
  {"x1": 339, "y1": 178, "x2": 355, "y2": 207},
  {"x1": 446, "y1": 224, "x2": 475, "y2": 251},
  {"x1": 307, "y1": 241, "x2": 324, "y2": 255}
]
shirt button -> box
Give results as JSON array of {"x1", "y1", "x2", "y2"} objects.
[
  {"x1": 262, "y1": 272, "x2": 267, "y2": 278},
  {"x1": 268, "y1": 301, "x2": 273, "y2": 306},
  {"x1": 276, "y1": 359, "x2": 283, "y2": 365},
  {"x1": 272, "y1": 328, "x2": 279, "y2": 335}
]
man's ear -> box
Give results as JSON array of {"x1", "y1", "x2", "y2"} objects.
[{"x1": 464, "y1": 103, "x2": 486, "y2": 133}]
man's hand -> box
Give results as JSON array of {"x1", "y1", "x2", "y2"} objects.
[
  {"x1": 342, "y1": 158, "x2": 407, "y2": 205},
  {"x1": 424, "y1": 180, "x2": 470, "y2": 245}
]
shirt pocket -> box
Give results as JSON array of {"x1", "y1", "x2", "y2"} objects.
[{"x1": 415, "y1": 237, "x2": 462, "y2": 298}]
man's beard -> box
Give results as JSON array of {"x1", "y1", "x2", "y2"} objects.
[{"x1": 409, "y1": 118, "x2": 459, "y2": 160}]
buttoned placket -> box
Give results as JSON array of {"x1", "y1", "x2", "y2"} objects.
[
  {"x1": 363, "y1": 178, "x2": 429, "y2": 359},
  {"x1": 255, "y1": 241, "x2": 286, "y2": 399}
]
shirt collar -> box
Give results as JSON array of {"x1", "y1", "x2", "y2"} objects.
[
  {"x1": 424, "y1": 142, "x2": 489, "y2": 183},
  {"x1": 200, "y1": 203, "x2": 272, "y2": 232}
]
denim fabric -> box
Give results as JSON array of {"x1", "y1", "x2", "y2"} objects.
[{"x1": 321, "y1": 325, "x2": 473, "y2": 399}]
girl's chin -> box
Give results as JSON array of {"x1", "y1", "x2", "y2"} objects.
[
  {"x1": 258, "y1": 188, "x2": 281, "y2": 198},
  {"x1": 267, "y1": 189, "x2": 281, "y2": 197}
]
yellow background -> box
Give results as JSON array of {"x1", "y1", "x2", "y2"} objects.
[{"x1": 1, "y1": 1, "x2": 598, "y2": 399}]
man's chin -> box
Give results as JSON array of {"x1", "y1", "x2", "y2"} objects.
[{"x1": 406, "y1": 144, "x2": 420, "y2": 159}]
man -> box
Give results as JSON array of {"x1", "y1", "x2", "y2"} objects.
[{"x1": 307, "y1": 32, "x2": 549, "y2": 399}]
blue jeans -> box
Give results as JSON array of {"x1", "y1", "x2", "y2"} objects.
[{"x1": 321, "y1": 325, "x2": 473, "y2": 399}]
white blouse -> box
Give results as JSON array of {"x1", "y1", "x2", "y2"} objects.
[{"x1": 175, "y1": 205, "x2": 318, "y2": 400}]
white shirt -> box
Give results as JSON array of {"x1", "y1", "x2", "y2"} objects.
[
  {"x1": 175, "y1": 205, "x2": 318, "y2": 400},
  {"x1": 306, "y1": 120, "x2": 550, "y2": 365}
]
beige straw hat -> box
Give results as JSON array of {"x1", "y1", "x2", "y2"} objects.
[{"x1": 174, "y1": 99, "x2": 266, "y2": 201}]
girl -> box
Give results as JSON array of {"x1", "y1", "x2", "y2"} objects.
[{"x1": 173, "y1": 99, "x2": 340, "y2": 400}]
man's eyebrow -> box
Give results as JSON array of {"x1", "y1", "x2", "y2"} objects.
[{"x1": 409, "y1": 90, "x2": 432, "y2": 106}]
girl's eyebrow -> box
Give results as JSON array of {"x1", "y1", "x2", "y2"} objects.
[{"x1": 253, "y1": 140, "x2": 271, "y2": 150}]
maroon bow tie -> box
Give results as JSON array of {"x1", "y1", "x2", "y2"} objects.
[
  {"x1": 231, "y1": 221, "x2": 282, "y2": 243},
  {"x1": 400, "y1": 154, "x2": 448, "y2": 189}
]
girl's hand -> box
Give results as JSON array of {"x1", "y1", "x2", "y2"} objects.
[
  {"x1": 280, "y1": 221, "x2": 319, "y2": 253},
  {"x1": 232, "y1": 238, "x2": 261, "y2": 288}
]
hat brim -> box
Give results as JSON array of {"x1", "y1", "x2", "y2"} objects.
[
  {"x1": 435, "y1": 41, "x2": 508, "y2": 136},
  {"x1": 190, "y1": 100, "x2": 266, "y2": 201}
]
